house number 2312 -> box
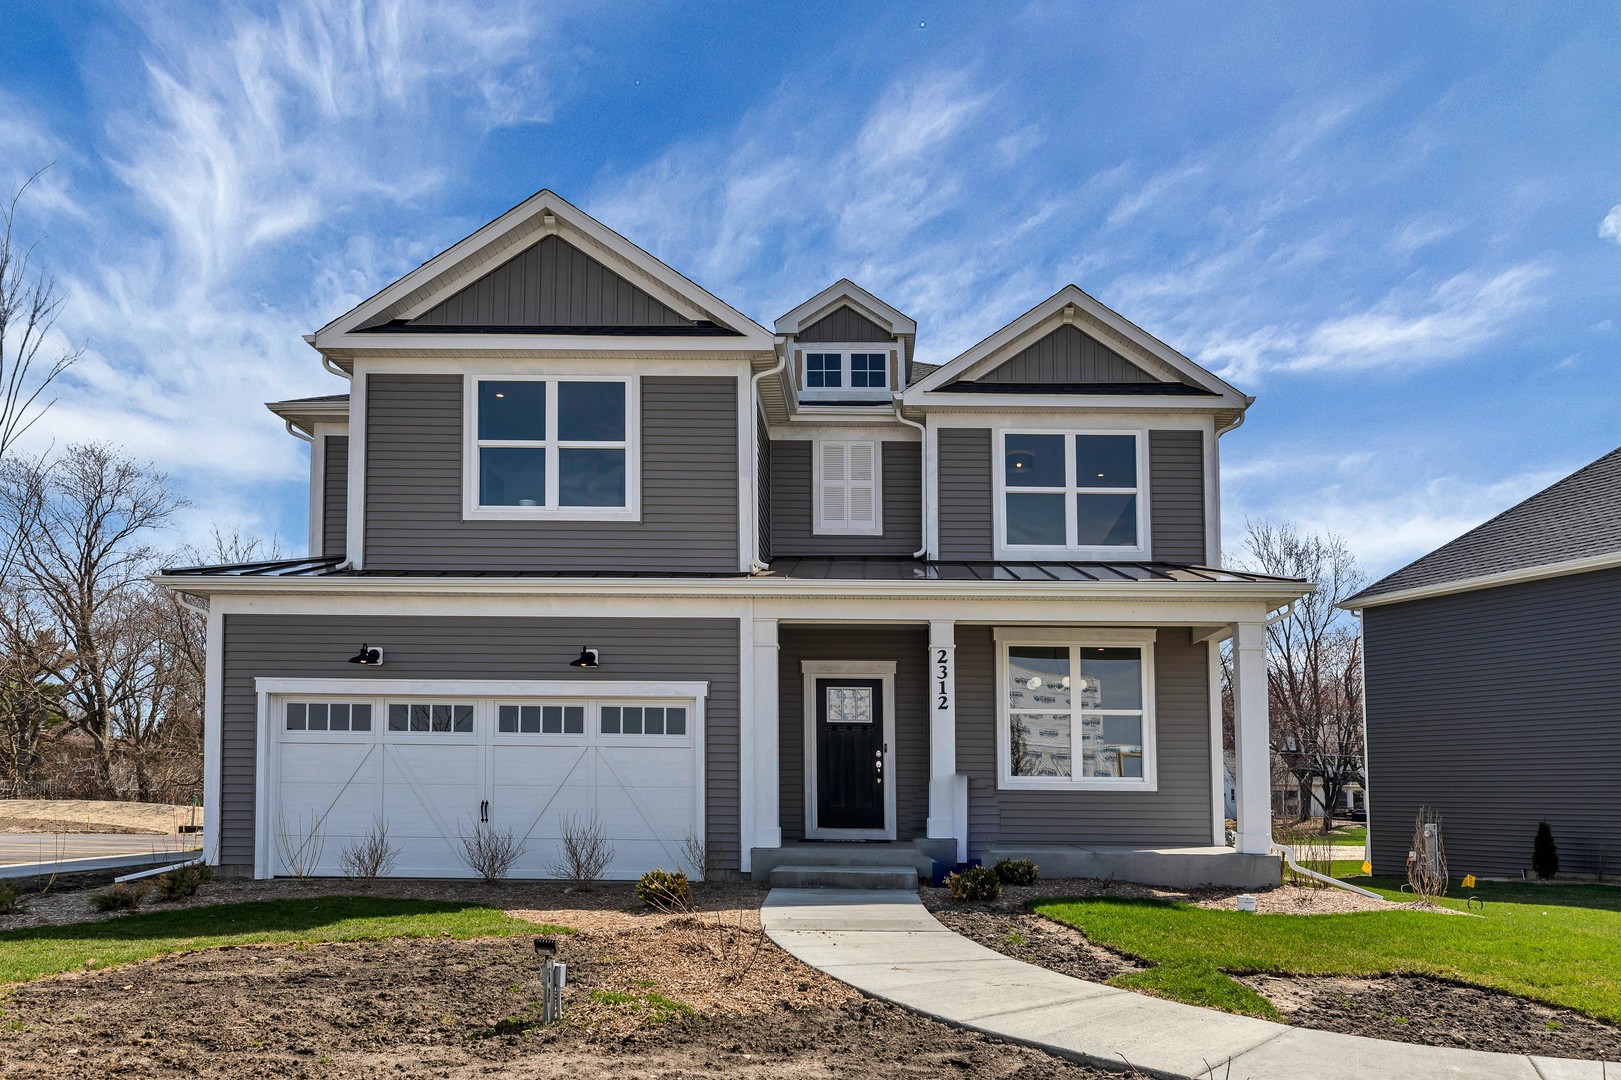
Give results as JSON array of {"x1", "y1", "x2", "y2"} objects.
[{"x1": 934, "y1": 648, "x2": 952, "y2": 711}]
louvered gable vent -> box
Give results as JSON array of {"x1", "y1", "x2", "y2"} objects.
[{"x1": 815, "y1": 440, "x2": 881, "y2": 535}]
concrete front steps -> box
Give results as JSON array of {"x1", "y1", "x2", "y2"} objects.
[
  {"x1": 768, "y1": 864, "x2": 919, "y2": 890},
  {"x1": 750, "y1": 839, "x2": 954, "y2": 883}
]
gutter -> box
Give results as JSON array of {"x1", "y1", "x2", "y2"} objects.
[
  {"x1": 891, "y1": 396, "x2": 928, "y2": 558},
  {"x1": 748, "y1": 338, "x2": 790, "y2": 571}
]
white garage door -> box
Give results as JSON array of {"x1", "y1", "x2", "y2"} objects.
[{"x1": 264, "y1": 689, "x2": 704, "y2": 880}]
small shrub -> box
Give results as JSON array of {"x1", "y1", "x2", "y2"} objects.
[
  {"x1": 1533, "y1": 820, "x2": 1559, "y2": 879},
  {"x1": 153, "y1": 863, "x2": 214, "y2": 902},
  {"x1": 550, "y1": 814, "x2": 613, "y2": 890},
  {"x1": 993, "y1": 858, "x2": 1039, "y2": 886},
  {"x1": 636, "y1": 868, "x2": 692, "y2": 911},
  {"x1": 945, "y1": 865, "x2": 1001, "y2": 902},
  {"x1": 89, "y1": 884, "x2": 146, "y2": 912},
  {"x1": 0, "y1": 880, "x2": 25, "y2": 915},
  {"x1": 1407, "y1": 806, "x2": 1448, "y2": 904},
  {"x1": 458, "y1": 822, "x2": 525, "y2": 882},
  {"x1": 339, "y1": 819, "x2": 400, "y2": 879}
]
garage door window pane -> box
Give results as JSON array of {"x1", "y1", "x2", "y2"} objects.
[
  {"x1": 622, "y1": 707, "x2": 643, "y2": 735},
  {"x1": 601, "y1": 706, "x2": 621, "y2": 734},
  {"x1": 352, "y1": 704, "x2": 372, "y2": 732},
  {"x1": 666, "y1": 707, "x2": 686, "y2": 735},
  {"x1": 644, "y1": 707, "x2": 665, "y2": 735},
  {"x1": 564, "y1": 706, "x2": 584, "y2": 734},
  {"x1": 389, "y1": 704, "x2": 409, "y2": 731},
  {"x1": 329, "y1": 703, "x2": 350, "y2": 731},
  {"x1": 308, "y1": 703, "x2": 329, "y2": 731},
  {"x1": 542, "y1": 706, "x2": 563, "y2": 734},
  {"x1": 286, "y1": 703, "x2": 307, "y2": 730},
  {"x1": 410, "y1": 704, "x2": 431, "y2": 732},
  {"x1": 498, "y1": 705, "x2": 518, "y2": 733},
  {"x1": 454, "y1": 705, "x2": 473, "y2": 732}
]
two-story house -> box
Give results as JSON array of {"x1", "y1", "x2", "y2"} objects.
[{"x1": 158, "y1": 190, "x2": 1308, "y2": 887}]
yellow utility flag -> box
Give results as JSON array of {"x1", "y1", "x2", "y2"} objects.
[
  {"x1": 1462, "y1": 874, "x2": 1476, "y2": 888},
  {"x1": 1361, "y1": 860, "x2": 1372, "y2": 875}
]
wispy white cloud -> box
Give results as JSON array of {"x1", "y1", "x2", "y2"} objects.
[{"x1": 1601, "y1": 204, "x2": 1621, "y2": 244}]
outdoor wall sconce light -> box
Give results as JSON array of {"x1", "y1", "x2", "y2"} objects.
[
  {"x1": 348, "y1": 644, "x2": 384, "y2": 666},
  {"x1": 568, "y1": 647, "x2": 600, "y2": 669}
]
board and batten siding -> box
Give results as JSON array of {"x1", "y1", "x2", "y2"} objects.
[
  {"x1": 322, "y1": 435, "x2": 348, "y2": 558},
  {"x1": 972, "y1": 324, "x2": 1157, "y2": 384},
  {"x1": 768, "y1": 441, "x2": 921, "y2": 556},
  {"x1": 218, "y1": 615, "x2": 741, "y2": 872},
  {"x1": 1148, "y1": 429, "x2": 1205, "y2": 564},
  {"x1": 363, "y1": 374, "x2": 739, "y2": 572},
  {"x1": 955, "y1": 625, "x2": 1214, "y2": 853},
  {"x1": 798, "y1": 305, "x2": 890, "y2": 343},
  {"x1": 1363, "y1": 567, "x2": 1621, "y2": 878},
  {"x1": 937, "y1": 428, "x2": 994, "y2": 560},
  {"x1": 775, "y1": 627, "x2": 929, "y2": 842},
  {"x1": 410, "y1": 235, "x2": 692, "y2": 328},
  {"x1": 933, "y1": 427, "x2": 1204, "y2": 562}
]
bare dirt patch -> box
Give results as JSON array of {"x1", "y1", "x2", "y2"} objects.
[
  {"x1": 1241, "y1": 973, "x2": 1621, "y2": 1061},
  {"x1": 0, "y1": 879, "x2": 1112, "y2": 1079},
  {"x1": 0, "y1": 799, "x2": 201, "y2": 835},
  {"x1": 925, "y1": 878, "x2": 1617, "y2": 1059}
]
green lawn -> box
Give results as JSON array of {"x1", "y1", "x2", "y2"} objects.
[
  {"x1": 0, "y1": 896, "x2": 561, "y2": 984},
  {"x1": 1035, "y1": 879, "x2": 1621, "y2": 1023}
]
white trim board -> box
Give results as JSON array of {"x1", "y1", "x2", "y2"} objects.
[
  {"x1": 1343, "y1": 550, "x2": 1621, "y2": 610},
  {"x1": 775, "y1": 279, "x2": 916, "y2": 337},
  {"x1": 801, "y1": 660, "x2": 898, "y2": 841}
]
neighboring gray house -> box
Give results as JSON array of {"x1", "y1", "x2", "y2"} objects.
[
  {"x1": 158, "y1": 190, "x2": 1307, "y2": 887},
  {"x1": 1346, "y1": 446, "x2": 1621, "y2": 878}
]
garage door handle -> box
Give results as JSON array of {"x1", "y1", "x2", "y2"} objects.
[{"x1": 480, "y1": 800, "x2": 488, "y2": 824}]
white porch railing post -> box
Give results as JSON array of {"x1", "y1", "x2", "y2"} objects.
[
  {"x1": 1232, "y1": 620, "x2": 1273, "y2": 855},
  {"x1": 927, "y1": 620, "x2": 958, "y2": 842},
  {"x1": 751, "y1": 618, "x2": 782, "y2": 854}
]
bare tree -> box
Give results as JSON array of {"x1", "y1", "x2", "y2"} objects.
[
  {"x1": 0, "y1": 171, "x2": 80, "y2": 465},
  {"x1": 0, "y1": 443, "x2": 186, "y2": 792},
  {"x1": 1230, "y1": 520, "x2": 1368, "y2": 833}
]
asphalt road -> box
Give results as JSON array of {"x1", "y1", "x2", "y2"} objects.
[{"x1": 0, "y1": 832, "x2": 196, "y2": 867}]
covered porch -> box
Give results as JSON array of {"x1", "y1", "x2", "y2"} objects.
[{"x1": 742, "y1": 599, "x2": 1281, "y2": 889}]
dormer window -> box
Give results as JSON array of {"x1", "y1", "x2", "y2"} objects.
[
  {"x1": 462, "y1": 375, "x2": 640, "y2": 521},
  {"x1": 799, "y1": 346, "x2": 892, "y2": 402}
]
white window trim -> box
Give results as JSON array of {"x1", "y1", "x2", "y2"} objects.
[
  {"x1": 993, "y1": 628, "x2": 1158, "y2": 792},
  {"x1": 993, "y1": 427, "x2": 1149, "y2": 560},
  {"x1": 799, "y1": 343, "x2": 893, "y2": 401},
  {"x1": 461, "y1": 373, "x2": 642, "y2": 522},
  {"x1": 812, "y1": 438, "x2": 884, "y2": 536},
  {"x1": 801, "y1": 660, "x2": 897, "y2": 840}
]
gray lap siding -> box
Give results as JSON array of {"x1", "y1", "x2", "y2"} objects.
[
  {"x1": 955, "y1": 625, "x2": 1215, "y2": 853},
  {"x1": 218, "y1": 615, "x2": 740, "y2": 871},
  {"x1": 363, "y1": 373, "x2": 740, "y2": 572},
  {"x1": 1363, "y1": 568, "x2": 1621, "y2": 878},
  {"x1": 768, "y1": 441, "x2": 923, "y2": 557}
]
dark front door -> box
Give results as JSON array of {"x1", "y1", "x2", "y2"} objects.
[{"x1": 814, "y1": 678, "x2": 885, "y2": 831}]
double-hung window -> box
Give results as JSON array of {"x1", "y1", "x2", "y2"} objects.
[
  {"x1": 998, "y1": 430, "x2": 1145, "y2": 557},
  {"x1": 997, "y1": 630, "x2": 1157, "y2": 790},
  {"x1": 800, "y1": 347, "x2": 892, "y2": 401},
  {"x1": 814, "y1": 439, "x2": 881, "y2": 535},
  {"x1": 465, "y1": 376, "x2": 639, "y2": 520}
]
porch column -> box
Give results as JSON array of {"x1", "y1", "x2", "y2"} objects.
[
  {"x1": 926, "y1": 620, "x2": 958, "y2": 840},
  {"x1": 1231, "y1": 619, "x2": 1273, "y2": 855},
  {"x1": 751, "y1": 618, "x2": 782, "y2": 852}
]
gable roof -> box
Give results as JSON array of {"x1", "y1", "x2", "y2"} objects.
[
  {"x1": 1347, "y1": 445, "x2": 1621, "y2": 608},
  {"x1": 774, "y1": 279, "x2": 916, "y2": 338},
  {"x1": 310, "y1": 189, "x2": 773, "y2": 358},
  {"x1": 901, "y1": 285, "x2": 1250, "y2": 418}
]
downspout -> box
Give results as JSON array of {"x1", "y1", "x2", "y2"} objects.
[
  {"x1": 1270, "y1": 841, "x2": 1382, "y2": 900},
  {"x1": 175, "y1": 592, "x2": 209, "y2": 617},
  {"x1": 749, "y1": 340, "x2": 789, "y2": 572},
  {"x1": 892, "y1": 397, "x2": 928, "y2": 559},
  {"x1": 283, "y1": 419, "x2": 314, "y2": 444},
  {"x1": 322, "y1": 355, "x2": 351, "y2": 381}
]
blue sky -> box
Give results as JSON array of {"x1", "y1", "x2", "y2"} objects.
[{"x1": 2, "y1": 1, "x2": 1618, "y2": 576}]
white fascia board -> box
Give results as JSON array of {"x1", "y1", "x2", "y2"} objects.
[
  {"x1": 906, "y1": 284, "x2": 1248, "y2": 405},
  {"x1": 1342, "y1": 550, "x2": 1621, "y2": 610},
  {"x1": 154, "y1": 573, "x2": 1312, "y2": 608},
  {"x1": 313, "y1": 189, "x2": 773, "y2": 349},
  {"x1": 902, "y1": 391, "x2": 1233, "y2": 412},
  {"x1": 317, "y1": 333, "x2": 774, "y2": 357},
  {"x1": 774, "y1": 278, "x2": 916, "y2": 336}
]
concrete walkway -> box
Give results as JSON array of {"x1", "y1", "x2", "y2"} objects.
[
  {"x1": 0, "y1": 832, "x2": 199, "y2": 878},
  {"x1": 761, "y1": 888, "x2": 1617, "y2": 1080}
]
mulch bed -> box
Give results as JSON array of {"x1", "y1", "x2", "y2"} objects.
[
  {"x1": 0, "y1": 880, "x2": 1116, "y2": 1078},
  {"x1": 923, "y1": 881, "x2": 1621, "y2": 1061}
]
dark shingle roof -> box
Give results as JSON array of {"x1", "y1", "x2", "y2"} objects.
[{"x1": 1348, "y1": 445, "x2": 1621, "y2": 604}]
